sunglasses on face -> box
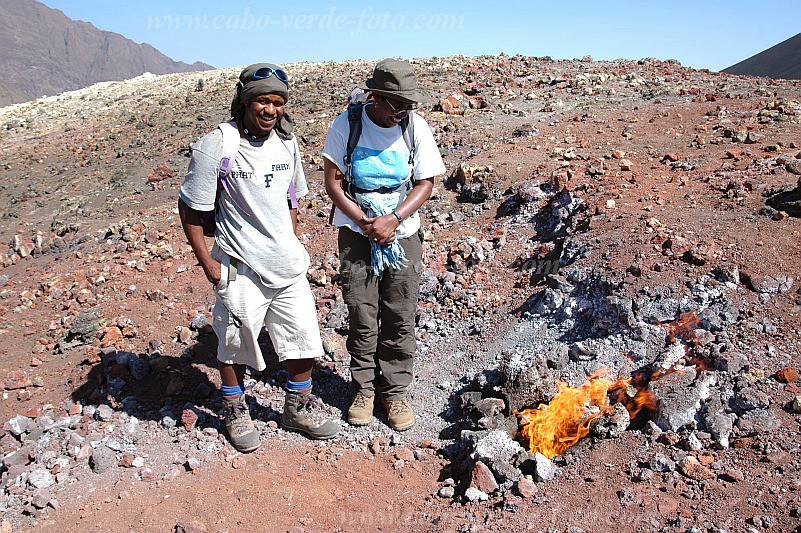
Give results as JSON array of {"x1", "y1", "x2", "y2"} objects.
[
  {"x1": 384, "y1": 97, "x2": 418, "y2": 116},
  {"x1": 251, "y1": 67, "x2": 289, "y2": 84}
]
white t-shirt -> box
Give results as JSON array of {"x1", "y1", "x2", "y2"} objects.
[
  {"x1": 179, "y1": 128, "x2": 310, "y2": 288},
  {"x1": 322, "y1": 105, "x2": 446, "y2": 239}
]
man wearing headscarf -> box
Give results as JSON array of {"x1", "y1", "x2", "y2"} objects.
[{"x1": 179, "y1": 63, "x2": 340, "y2": 452}]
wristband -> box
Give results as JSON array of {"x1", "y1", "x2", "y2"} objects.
[{"x1": 392, "y1": 211, "x2": 403, "y2": 224}]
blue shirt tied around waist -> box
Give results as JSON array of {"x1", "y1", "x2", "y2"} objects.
[
  {"x1": 350, "y1": 137, "x2": 411, "y2": 276},
  {"x1": 359, "y1": 193, "x2": 408, "y2": 276}
]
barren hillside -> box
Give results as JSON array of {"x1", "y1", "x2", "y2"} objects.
[{"x1": 0, "y1": 55, "x2": 799, "y2": 532}]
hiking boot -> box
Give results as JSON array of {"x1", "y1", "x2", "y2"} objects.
[
  {"x1": 282, "y1": 390, "x2": 341, "y2": 440},
  {"x1": 382, "y1": 397, "x2": 415, "y2": 431},
  {"x1": 347, "y1": 391, "x2": 375, "y2": 426},
  {"x1": 222, "y1": 395, "x2": 260, "y2": 453}
]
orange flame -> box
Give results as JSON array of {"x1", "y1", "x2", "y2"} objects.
[
  {"x1": 516, "y1": 369, "x2": 619, "y2": 459},
  {"x1": 517, "y1": 311, "x2": 708, "y2": 459},
  {"x1": 664, "y1": 311, "x2": 700, "y2": 344}
]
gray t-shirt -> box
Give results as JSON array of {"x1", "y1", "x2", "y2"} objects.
[{"x1": 179, "y1": 127, "x2": 310, "y2": 288}]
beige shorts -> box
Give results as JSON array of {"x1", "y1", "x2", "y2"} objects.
[{"x1": 212, "y1": 254, "x2": 323, "y2": 371}]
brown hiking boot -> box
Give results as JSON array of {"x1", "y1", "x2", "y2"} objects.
[
  {"x1": 222, "y1": 395, "x2": 260, "y2": 453},
  {"x1": 282, "y1": 390, "x2": 340, "y2": 440},
  {"x1": 382, "y1": 397, "x2": 415, "y2": 431},
  {"x1": 347, "y1": 391, "x2": 375, "y2": 426}
]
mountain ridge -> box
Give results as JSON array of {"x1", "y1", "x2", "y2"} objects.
[
  {"x1": 0, "y1": 0, "x2": 213, "y2": 106},
  {"x1": 723, "y1": 32, "x2": 801, "y2": 80}
]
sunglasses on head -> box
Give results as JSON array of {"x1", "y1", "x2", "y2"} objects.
[
  {"x1": 251, "y1": 67, "x2": 289, "y2": 84},
  {"x1": 384, "y1": 97, "x2": 418, "y2": 116}
]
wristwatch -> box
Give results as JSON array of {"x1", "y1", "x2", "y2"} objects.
[{"x1": 392, "y1": 211, "x2": 403, "y2": 223}]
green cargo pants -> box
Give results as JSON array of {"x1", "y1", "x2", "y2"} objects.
[{"x1": 338, "y1": 227, "x2": 423, "y2": 400}]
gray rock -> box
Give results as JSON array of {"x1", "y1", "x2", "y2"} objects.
[
  {"x1": 189, "y1": 314, "x2": 211, "y2": 331},
  {"x1": 471, "y1": 429, "x2": 525, "y2": 465},
  {"x1": 474, "y1": 398, "x2": 505, "y2": 418},
  {"x1": 545, "y1": 343, "x2": 570, "y2": 370},
  {"x1": 714, "y1": 351, "x2": 747, "y2": 373},
  {"x1": 464, "y1": 486, "x2": 489, "y2": 502},
  {"x1": 90, "y1": 445, "x2": 117, "y2": 474},
  {"x1": 703, "y1": 413, "x2": 733, "y2": 449},
  {"x1": 742, "y1": 273, "x2": 794, "y2": 294},
  {"x1": 129, "y1": 357, "x2": 151, "y2": 381},
  {"x1": 27, "y1": 468, "x2": 55, "y2": 489},
  {"x1": 161, "y1": 415, "x2": 177, "y2": 429},
  {"x1": 63, "y1": 308, "x2": 101, "y2": 348},
  {"x1": 589, "y1": 403, "x2": 630, "y2": 438},
  {"x1": 685, "y1": 433, "x2": 704, "y2": 452},
  {"x1": 734, "y1": 387, "x2": 771, "y2": 412},
  {"x1": 653, "y1": 342, "x2": 686, "y2": 370},
  {"x1": 3, "y1": 415, "x2": 31, "y2": 436},
  {"x1": 115, "y1": 351, "x2": 137, "y2": 366},
  {"x1": 487, "y1": 458, "x2": 522, "y2": 485},
  {"x1": 531, "y1": 452, "x2": 556, "y2": 482},
  {"x1": 438, "y1": 485, "x2": 455, "y2": 498},
  {"x1": 653, "y1": 369, "x2": 715, "y2": 431},
  {"x1": 649, "y1": 454, "x2": 676, "y2": 472},
  {"x1": 174, "y1": 521, "x2": 208, "y2": 533},
  {"x1": 736, "y1": 409, "x2": 781, "y2": 436},
  {"x1": 186, "y1": 457, "x2": 201, "y2": 471},
  {"x1": 95, "y1": 404, "x2": 114, "y2": 421},
  {"x1": 786, "y1": 160, "x2": 801, "y2": 175}
]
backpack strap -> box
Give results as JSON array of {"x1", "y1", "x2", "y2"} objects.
[
  {"x1": 343, "y1": 102, "x2": 365, "y2": 198},
  {"x1": 217, "y1": 121, "x2": 251, "y2": 217},
  {"x1": 400, "y1": 113, "x2": 416, "y2": 194},
  {"x1": 400, "y1": 113, "x2": 415, "y2": 167},
  {"x1": 279, "y1": 136, "x2": 299, "y2": 209}
]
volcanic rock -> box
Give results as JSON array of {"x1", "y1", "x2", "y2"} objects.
[
  {"x1": 470, "y1": 461, "x2": 499, "y2": 494},
  {"x1": 740, "y1": 272, "x2": 794, "y2": 294},
  {"x1": 464, "y1": 487, "x2": 489, "y2": 502},
  {"x1": 516, "y1": 475, "x2": 537, "y2": 498},
  {"x1": 525, "y1": 452, "x2": 556, "y2": 482},
  {"x1": 652, "y1": 369, "x2": 714, "y2": 431},
  {"x1": 617, "y1": 487, "x2": 643, "y2": 507},
  {"x1": 649, "y1": 454, "x2": 676, "y2": 472},
  {"x1": 766, "y1": 178, "x2": 801, "y2": 217},
  {"x1": 174, "y1": 521, "x2": 208, "y2": 533},
  {"x1": 678, "y1": 455, "x2": 713, "y2": 480},
  {"x1": 734, "y1": 387, "x2": 771, "y2": 411},
  {"x1": 719, "y1": 469, "x2": 745, "y2": 482},
  {"x1": 3, "y1": 415, "x2": 31, "y2": 436},
  {"x1": 27, "y1": 468, "x2": 55, "y2": 490},
  {"x1": 735, "y1": 408, "x2": 781, "y2": 436},
  {"x1": 702, "y1": 412, "x2": 734, "y2": 449},
  {"x1": 438, "y1": 486, "x2": 455, "y2": 499},
  {"x1": 774, "y1": 367, "x2": 799, "y2": 383},
  {"x1": 90, "y1": 445, "x2": 117, "y2": 474},
  {"x1": 589, "y1": 403, "x2": 630, "y2": 439}
]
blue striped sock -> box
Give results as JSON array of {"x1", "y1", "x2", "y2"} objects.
[
  {"x1": 221, "y1": 383, "x2": 245, "y2": 397},
  {"x1": 286, "y1": 378, "x2": 312, "y2": 393}
]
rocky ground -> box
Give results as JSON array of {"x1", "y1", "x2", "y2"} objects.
[{"x1": 0, "y1": 54, "x2": 799, "y2": 532}]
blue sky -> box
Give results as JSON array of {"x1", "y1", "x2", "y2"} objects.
[{"x1": 40, "y1": 0, "x2": 800, "y2": 71}]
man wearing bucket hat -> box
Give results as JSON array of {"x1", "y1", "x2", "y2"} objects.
[
  {"x1": 322, "y1": 59, "x2": 446, "y2": 430},
  {"x1": 179, "y1": 63, "x2": 340, "y2": 452}
]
